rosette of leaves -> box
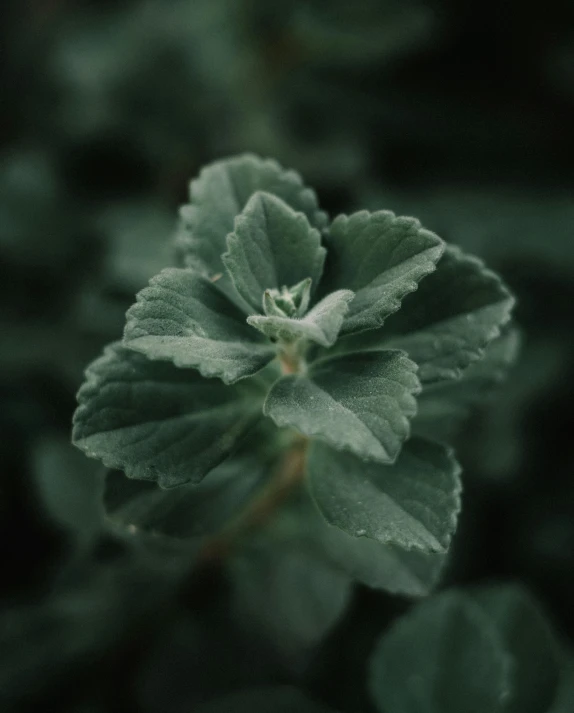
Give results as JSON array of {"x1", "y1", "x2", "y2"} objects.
[{"x1": 72, "y1": 154, "x2": 515, "y2": 596}]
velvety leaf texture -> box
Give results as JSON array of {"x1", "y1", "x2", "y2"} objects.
[
  {"x1": 264, "y1": 350, "x2": 420, "y2": 463},
  {"x1": 322, "y1": 210, "x2": 444, "y2": 335},
  {"x1": 269, "y1": 495, "x2": 446, "y2": 597},
  {"x1": 223, "y1": 192, "x2": 326, "y2": 313},
  {"x1": 72, "y1": 343, "x2": 262, "y2": 488},
  {"x1": 123, "y1": 268, "x2": 275, "y2": 384},
  {"x1": 247, "y1": 289, "x2": 354, "y2": 347},
  {"x1": 308, "y1": 438, "x2": 461, "y2": 553},
  {"x1": 369, "y1": 591, "x2": 511, "y2": 713},
  {"x1": 176, "y1": 154, "x2": 327, "y2": 305},
  {"x1": 342, "y1": 246, "x2": 515, "y2": 383},
  {"x1": 472, "y1": 585, "x2": 562, "y2": 713}
]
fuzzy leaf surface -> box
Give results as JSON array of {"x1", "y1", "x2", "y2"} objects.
[
  {"x1": 340, "y1": 246, "x2": 515, "y2": 383},
  {"x1": 322, "y1": 210, "x2": 444, "y2": 335},
  {"x1": 72, "y1": 344, "x2": 262, "y2": 488},
  {"x1": 369, "y1": 591, "x2": 511, "y2": 713},
  {"x1": 264, "y1": 350, "x2": 420, "y2": 463},
  {"x1": 308, "y1": 438, "x2": 461, "y2": 553},
  {"x1": 472, "y1": 585, "x2": 562, "y2": 713},
  {"x1": 177, "y1": 154, "x2": 327, "y2": 304},
  {"x1": 223, "y1": 192, "x2": 326, "y2": 313},
  {"x1": 275, "y1": 495, "x2": 446, "y2": 596},
  {"x1": 123, "y1": 268, "x2": 275, "y2": 384},
  {"x1": 248, "y1": 289, "x2": 354, "y2": 347}
]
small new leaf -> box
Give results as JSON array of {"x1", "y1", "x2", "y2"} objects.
[
  {"x1": 369, "y1": 591, "x2": 512, "y2": 713},
  {"x1": 72, "y1": 344, "x2": 263, "y2": 488},
  {"x1": 176, "y1": 154, "x2": 327, "y2": 305},
  {"x1": 123, "y1": 268, "x2": 275, "y2": 384},
  {"x1": 264, "y1": 350, "x2": 420, "y2": 463},
  {"x1": 321, "y1": 210, "x2": 444, "y2": 335},
  {"x1": 223, "y1": 192, "x2": 326, "y2": 313},
  {"x1": 248, "y1": 289, "x2": 354, "y2": 347},
  {"x1": 308, "y1": 438, "x2": 461, "y2": 553}
]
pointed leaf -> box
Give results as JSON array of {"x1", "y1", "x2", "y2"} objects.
[
  {"x1": 223, "y1": 192, "x2": 327, "y2": 313},
  {"x1": 72, "y1": 344, "x2": 263, "y2": 488},
  {"x1": 264, "y1": 351, "x2": 420, "y2": 463},
  {"x1": 369, "y1": 591, "x2": 512, "y2": 713},
  {"x1": 104, "y1": 456, "x2": 268, "y2": 538},
  {"x1": 340, "y1": 246, "x2": 515, "y2": 383},
  {"x1": 123, "y1": 268, "x2": 275, "y2": 384},
  {"x1": 322, "y1": 210, "x2": 444, "y2": 334},
  {"x1": 308, "y1": 438, "x2": 461, "y2": 553},
  {"x1": 248, "y1": 290, "x2": 354, "y2": 347},
  {"x1": 472, "y1": 584, "x2": 563, "y2": 713},
  {"x1": 176, "y1": 154, "x2": 327, "y2": 304}
]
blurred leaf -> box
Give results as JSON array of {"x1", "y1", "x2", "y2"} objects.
[
  {"x1": 413, "y1": 328, "x2": 521, "y2": 442},
  {"x1": 230, "y1": 537, "x2": 351, "y2": 673},
  {"x1": 196, "y1": 686, "x2": 334, "y2": 712},
  {"x1": 104, "y1": 455, "x2": 268, "y2": 538},
  {"x1": 369, "y1": 591, "x2": 511, "y2": 713},
  {"x1": 472, "y1": 584, "x2": 563, "y2": 713}
]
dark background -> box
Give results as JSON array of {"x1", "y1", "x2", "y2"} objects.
[{"x1": 1, "y1": 1, "x2": 573, "y2": 711}]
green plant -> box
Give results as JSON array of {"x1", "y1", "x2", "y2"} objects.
[{"x1": 72, "y1": 153, "x2": 515, "y2": 598}]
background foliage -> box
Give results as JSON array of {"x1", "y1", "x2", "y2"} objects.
[{"x1": 1, "y1": 1, "x2": 573, "y2": 711}]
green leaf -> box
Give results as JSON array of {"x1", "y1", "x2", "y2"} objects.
[
  {"x1": 230, "y1": 537, "x2": 351, "y2": 672},
  {"x1": 104, "y1": 455, "x2": 268, "y2": 538},
  {"x1": 340, "y1": 246, "x2": 515, "y2": 384},
  {"x1": 308, "y1": 438, "x2": 461, "y2": 553},
  {"x1": 72, "y1": 343, "x2": 263, "y2": 488},
  {"x1": 223, "y1": 192, "x2": 327, "y2": 313},
  {"x1": 271, "y1": 494, "x2": 446, "y2": 596},
  {"x1": 369, "y1": 591, "x2": 511, "y2": 713},
  {"x1": 264, "y1": 351, "x2": 420, "y2": 463},
  {"x1": 413, "y1": 328, "x2": 521, "y2": 441},
  {"x1": 472, "y1": 584, "x2": 562, "y2": 713},
  {"x1": 550, "y1": 661, "x2": 574, "y2": 713},
  {"x1": 247, "y1": 290, "x2": 354, "y2": 347},
  {"x1": 321, "y1": 210, "x2": 444, "y2": 335},
  {"x1": 123, "y1": 268, "x2": 275, "y2": 384},
  {"x1": 176, "y1": 154, "x2": 327, "y2": 304},
  {"x1": 33, "y1": 437, "x2": 103, "y2": 544},
  {"x1": 196, "y1": 687, "x2": 334, "y2": 713}
]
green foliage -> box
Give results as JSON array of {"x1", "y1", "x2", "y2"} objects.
[
  {"x1": 368, "y1": 586, "x2": 569, "y2": 713},
  {"x1": 73, "y1": 153, "x2": 515, "y2": 595}
]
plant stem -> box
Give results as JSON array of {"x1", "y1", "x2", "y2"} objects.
[{"x1": 197, "y1": 438, "x2": 308, "y2": 567}]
